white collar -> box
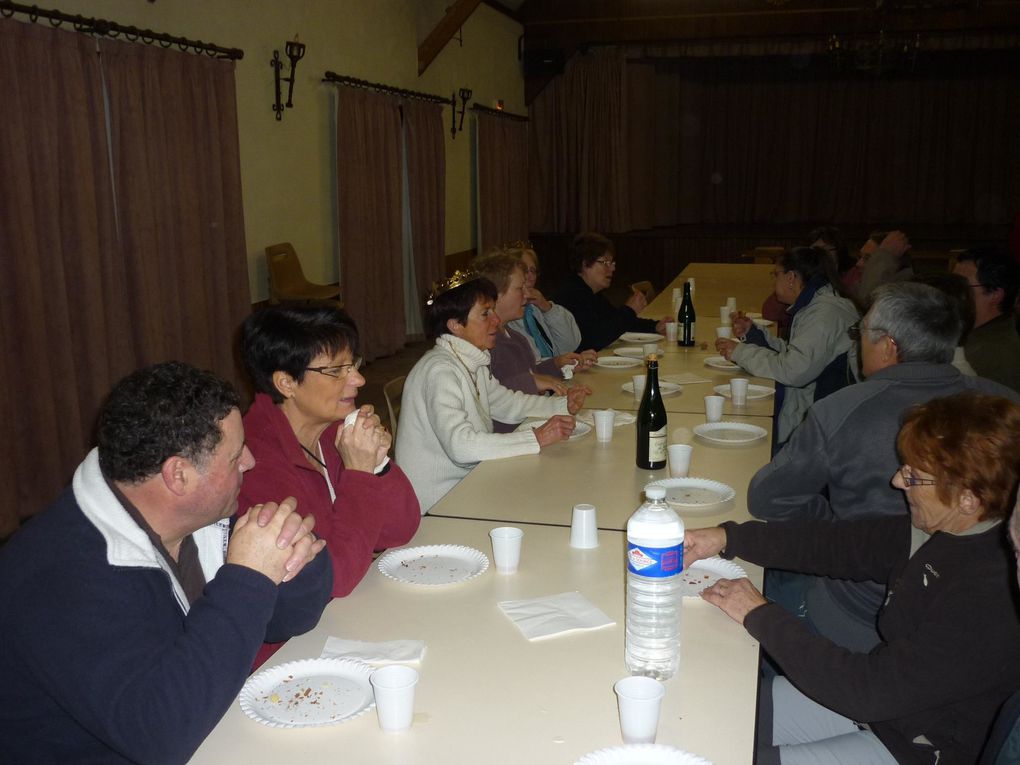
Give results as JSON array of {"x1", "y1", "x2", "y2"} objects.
[
  {"x1": 436, "y1": 334, "x2": 491, "y2": 371},
  {"x1": 73, "y1": 449, "x2": 229, "y2": 613}
]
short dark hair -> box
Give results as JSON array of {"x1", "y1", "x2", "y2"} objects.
[
  {"x1": 569, "y1": 232, "x2": 614, "y2": 273},
  {"x1": 98, "y1": 362, "x2": 239, "y2": 484},
  {"x1": 778, "y1": 246, "x2": 843, "y2": 295},
  {"x1": 912, "y1": 272, "x2": 975, "y2": 344},
  {"x1": 423, "y1": 277, "x2": 498, "y2": 340},
  {"x1": 956, "y1": 247, "x2": 1019, "y2": 316},
  {"x1": 242, "y1": 306, "x2": 360, "y2": 404},
  {"x1": 809, "y1": 226, "x2": 853, "y2": 274}
]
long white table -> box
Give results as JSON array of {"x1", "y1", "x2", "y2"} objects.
[{"x1": 190, "y1": 516, "x2": 763, "y2": 765}]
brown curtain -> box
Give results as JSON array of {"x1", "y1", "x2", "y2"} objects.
[
  {"x1": 0, "y1": 20, "x2": 119, "y2": 538},
  {"x1": 403, "y1": 99, "x2": 446, "y2": 308},
  {"x1": 528, "y1": 48, "x2": 631, "y2": 233},
  {"x1": 336, "y1": 86, "x2": 405, "y2": 360},
  {"x1": 99, "y1": 38, "x2": 250, "y2": 380},
  {"x1": 0, "y1": 20, "x2": 249, "y2": 538},
  {"x1": 476, "y1": 111, "x2": 529, "y2": 251}
]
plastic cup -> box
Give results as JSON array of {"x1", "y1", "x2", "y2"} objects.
[
  {"x1": 370, "y1": 665, "x2": 419, "y2": 732},
  {"x1": 489, "y1": 526, "x2": 523, "y2": 574},
  {"x1": 730, "y1": 378, "x2": 749, "y2": 407},
  {"x1": 665, "y1": 321, "x2": 678, "y2": 343},
  {"x1": 704, "y1": 395, "x2": 724, "y2": 423},
  {"x1": 642, "y1": 342, "x2": 658, "y2": 357},
  {"x1": 631, "y1": 375, "x2": 647, "y2": 399},
  {"x1": 715, "y1": 326, "x2": 732, "y2": 339},
  {"x1": 672, "y1": 287, "x2": 682, "y2": 301},
  {"x1": 726, "y1": 297, "x2": 737, "y2": 313},
  {"x1": 668, "y1": 444, "x2": 693, "y2": 478},
  {"x1": 593, "y1": 409, "x2": 616, "y2": 442},
  {"x1": 719, "y1": 306, "x2": 731, "y2": 324},
  {"x1": 570, "y1": 504, "x2": 599, "y2": 548},
  {"x1": 614, "y1": 676, "x2": 666, "y2": 744}
]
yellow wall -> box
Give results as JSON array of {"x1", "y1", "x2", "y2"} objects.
[{"x1": 49, "y1": 0, "x2": 524, "y2": 301}]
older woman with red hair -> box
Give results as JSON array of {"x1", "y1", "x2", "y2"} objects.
[{"x1": 685, "y1": 391, "x2": 1020, "y2": 765}]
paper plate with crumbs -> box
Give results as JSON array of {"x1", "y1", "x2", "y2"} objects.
[
  {"x1": 517, "y1": 419, "x2": 592, "y2": 442},
  {"x1": 240, "y1": 657, "x2": 374, "y2": 728},
  {"x1": 713, "y1": 383, "x2": 774, "y2": 400},
  {"x1": 694, "y1": 422, "x2": 768, "y2": 446},
  {"x1": 646, "y1": 477, "x2": 735, "y2": 515},
  {"x1": 576, "y1": 744, "x2": 713, "y2": 765},
  {"x1": 596, "y1": 356, "x2": 643, "y2": 369},
  {"x1": 614, "y1": 346, "x2": 652, "y2": 359},
  {"x1": 703, "y1": 356, "x2": 740, "y2": 371},
  {"x1": 678, "y1": 557, "x2": 747, "y2": 597},
  {"x1": 619, "y1": 332, "x2": 664, "y2": 343},
  {"x1": 377, "y1": 545, "x2": 489, "y2": 586},
  {"x1": 622, "y1": 381, "x2": 682, "y2": 397}
]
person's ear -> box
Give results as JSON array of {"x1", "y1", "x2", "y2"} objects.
[
  {"x1": 273, "y1": 370, "x2": 295, "y2": 400},
  {"x1": 958, "y1": 489, "x2": 981, "y2": 517},
  {"x1": 161, "y1": 455, "x2": 192, "y2": 497},
  {"x1": 446, "y1": 317, "x2": 466, "y2": 338}
]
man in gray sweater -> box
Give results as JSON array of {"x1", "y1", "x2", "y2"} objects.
[{"x1": 748, "y1": 282, "x2": 1019, "y2": 652}]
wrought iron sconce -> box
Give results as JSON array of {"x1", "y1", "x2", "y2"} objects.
[
  {"x1": 272, "y1": 37, "x2": 306, "y2": 121},
  {"x1": 450, "y1": 87, "x2": 472, "y2": 139}
]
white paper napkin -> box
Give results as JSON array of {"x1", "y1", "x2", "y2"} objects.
[
  {"x1": 576, "y1": 410, "x2": 636, "y2": 427},
  {"x1": 320, "y1": 637, "x2": 425, "y2": 665},
  {"x1": 661, "y1": 373, "x2": 713, "y2": 385},
  {"x1": 343, "y1": 410, "x2": 390, "y2": 474},
  {"x1": 498, "y1": 591, "x2": 615, "y2": 641}
]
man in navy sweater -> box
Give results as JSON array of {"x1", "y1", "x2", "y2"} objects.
[{"x1": 0, "y1": 362, "x2": 333, "y2": 764}]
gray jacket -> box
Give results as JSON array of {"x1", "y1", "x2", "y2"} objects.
[
  {"x1": 731, "y1": 284, "x2": 858, "y2": 444},
  {"x1": 748, "y1": 362, "x2": 1019, "y2": 648},
  {"x1": 506, "y1": 302, "x2": 583, "y2": 360}
]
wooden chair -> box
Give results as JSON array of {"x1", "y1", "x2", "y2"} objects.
[
  {"x1": 383, "y1": 375, "x2": 406, "y2": 439},
  {"x1": 265, "y1": 243, "x2": 341, "y2": 305}
]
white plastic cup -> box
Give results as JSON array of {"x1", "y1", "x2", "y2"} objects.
[
  {"x1": 593, "y1": 409, "x2": 616, "y2": 442},
  {"x1": 672, "y1": 287, "x2": 682, "y2": 301},
  {"x1": 631, "y1": 375, "x2": 647, "y2": 399},
  {"x1": 370, "y1": 665, "x2": 419, "y2": 732},
  {"x1": 614, "y1": 676, "x2": 666, "y2": 744},
  {"x1": 719, "y1": 306, "x2": 731, "y2": 324},
  {"x1": 570, "y1": 504, "x2": 599, "y2": 549},
  {"x1": 665, "y1": 321, "x2": 678, "y2": 343},
  {"x1": 642, "y1": 342, "x2": 658, "y2": 357},
  {"x1": 726, "y1": 297, "x2": 737, "y2": 313},
  {"x1": 715, "y1": 326, "x2": 732, "y2": 339},
  {"x1": 489, "y1": 526, "x2": 523, "y2": 574},
  {"x1": 668, "y1": 444, "x2": 693, "y2": 478},
  {"x1": 705, "y1": 395, "x2": 724, "y2": 423},
  {"x1": 730, "y1": 378, "x2": 749, "y2": 407}
]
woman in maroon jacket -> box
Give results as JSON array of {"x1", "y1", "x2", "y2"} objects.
[{"x1": 239, "y1": 306, "x2": 420, "y2": 603}]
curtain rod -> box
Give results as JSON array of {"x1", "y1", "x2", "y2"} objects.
[
  {"x1": 471, "y1": 103, "x2": 528, "y2": 122},
  {"x1": 323, "y1": 72, "x2": 451, "y2": 105},
  {"x1": 0, "y1": 1, "x2": 243, "y2": 59}
]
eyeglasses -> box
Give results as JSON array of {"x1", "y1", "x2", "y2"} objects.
[
  {"x1": 523, "y1": 266, "x2": 539, "y2": 275},
  {"x1": 306, "y1": 357, "x2": 364, "y2": 379},
  {"x1": 846, "y1": 321, "x2": 889, "y2": 341},
  {"x1": 595, "y1": 257, "x2": 616, "y2": 268},
  {"x1": 898, "y1": 465, "x2": 937, "y2": 488}
]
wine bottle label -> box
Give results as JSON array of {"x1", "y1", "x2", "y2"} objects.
[
  {"x1": 627, "y1": 542, "x2": 684, "y2": 577},
  {"x1": 682, "y1": 322, "x2": 696, "y2": 344},
  {"x1": 648, "y1": 427, "x2": 667, "y2": 462}
]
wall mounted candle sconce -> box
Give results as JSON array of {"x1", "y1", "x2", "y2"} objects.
[
  {"x1": 272, "y1": 37, "x2": 306, "y2": 121},
  {"x1": 450, "y1": 87, "x2": 472, "y2": 138}
]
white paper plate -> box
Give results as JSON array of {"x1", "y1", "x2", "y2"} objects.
[
  {"x1": 622, "y1": 381, "x2": 682, "y2": 397},
  {"x1": 614, "y1": 346, "x2": 654, "y2": 359},
  {"x1": 678, "y1": 557, "x2": 748, "y2": 598},
  {"x1": 713, "y1": 384, "x2": 774, "y2": 400},
  {"x1": 752, "y1": 318, "x2": 775, "y2": 328},
  {"x1": 646, "y1": 477, "x2": 736, "y2": 514},
  {"x1": 619, "y1": 332, "x2": 664, "y2": 343},
  {"x1": 596, "y1": 356, "x2": 643, "y2": 369},
  {"x1": 239, "y1": 658, "x2": 375, "y2": 728},
  {"x1": 518, "y1": 419, "x2": 592, "y2": 442},
  {"x1": 704, "y1": 356, "x2": 740, "y2": 371},
  {"x1": 744, "y1": 312, "x2": 762, "y2": 320},
  {"x1": 694, "y1": 421, "x2": 768, "y2": 445},
  {"x1": 377, "y1": 544, "x2": 489, "y2": 585},
  {"x1": 576, "y1": 744, "x2": 713, "y2": 765}
]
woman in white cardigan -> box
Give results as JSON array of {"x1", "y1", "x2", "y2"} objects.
[{"x1": 396, "y1": 272, "x2": 591, "y2": 514}]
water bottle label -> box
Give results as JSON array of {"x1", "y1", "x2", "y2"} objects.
[{"x1": 627, "y1": 542, "x2": 683, "y2": 577}]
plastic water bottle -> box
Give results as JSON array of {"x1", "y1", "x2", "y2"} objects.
[{"x1": 626, "y1": 485, "x2": 685, "y2": 679}]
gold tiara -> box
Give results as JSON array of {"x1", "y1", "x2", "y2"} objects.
[{"x1": 425, "y1": 269, "x2": 482, "y2": 305}]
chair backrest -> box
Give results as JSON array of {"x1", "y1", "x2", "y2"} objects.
[
  {"x1": 630, "y1": 280, "x2": 656, "y2": 302},
  {"x1": 266, "y1": 242, "x2": 310, "y2": 302},
  {"x1": 383, "y1": 375, "x2": 406, "y2": 439},
  {"x1": 979, "y1": 690, "x2": 1020, "y2": 764}
]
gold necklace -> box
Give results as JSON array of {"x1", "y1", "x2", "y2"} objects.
[{"x1": 448, "y1": 343, "x2": 481, "y2": 400}]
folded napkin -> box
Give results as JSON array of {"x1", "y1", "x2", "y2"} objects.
[
  {"x1": 498, "y1": 591, "x2": 615, "y2": 641},
  {"x1": 320, "y1": 637, "x2": 425, "y2": 665},
  {"x1": 576, "y1": 410, "x2": 636, "y2": 427},
  {"x1": 661, "y1": 373, "x2": 712, "y2": 385}
]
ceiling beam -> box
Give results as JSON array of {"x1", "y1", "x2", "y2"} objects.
[
  {"x1": 418, "y1": 0, "x2": 483, "y2": 75},
  {"x1": 483, "y1": 0, "x2": 523, "y2": 23}
]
